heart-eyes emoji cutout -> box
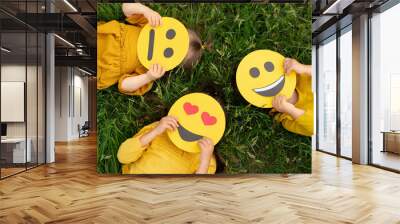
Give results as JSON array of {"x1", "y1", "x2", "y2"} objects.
[
  {"x1": 168, "y1": 93, "x2": 226, "y2": 153},
  {"x1": 183, "y1": 102, "x2": 198, "y2": 115},
  {"x1": 201, "y1": 112, "x2": 217, "y2": 126}
]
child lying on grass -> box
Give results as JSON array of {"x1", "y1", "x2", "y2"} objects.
[
  {"x1": 97, "y1": 3, "x2": 208, "y2": 95},
  {"x1": 117, "y1": 116, "x2": 217, "y2": 174},
  {"x1": 272, "y1": 58, "x2": 314, "y2": 137}
]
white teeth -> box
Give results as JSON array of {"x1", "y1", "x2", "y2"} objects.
[{"x1": 253, "y1": 75, "x2": 284, "y2": 93}]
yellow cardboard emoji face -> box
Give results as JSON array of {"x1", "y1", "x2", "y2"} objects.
[
  {"x1": 137, "y1": 17, "x2": 189, "y2": 71},
  {"x1": 236, "y1": 50, "x2": 296, "y2": 108},
  {"x1": 167, "y1": 93, "x2": 226, "y2": 153}
]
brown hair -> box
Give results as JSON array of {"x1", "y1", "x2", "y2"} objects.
[{"x1": 181, "y1": 29, "x2": 212, "y2": 70}]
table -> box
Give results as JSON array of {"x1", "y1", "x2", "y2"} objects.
[
  {"x1": 1, "y1": 138, "x2": 32, "y2": 163},
  {"x1": 381, "y1": 131, "x2": 400, "y2": 154}
]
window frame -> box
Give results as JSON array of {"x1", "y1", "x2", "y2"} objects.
[{"x1": 315, "y1": 23, "x2": 353, "y2": 161}]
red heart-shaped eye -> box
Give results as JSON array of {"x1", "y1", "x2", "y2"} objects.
[
  {"x1": 183, "y1": 102, "x2": 199, "y2": 115},
  {"x1": 201, "y1": 112, "x2": 217, "y2": 126}
]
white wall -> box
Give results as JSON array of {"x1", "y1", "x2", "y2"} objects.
[
  {"x1": 54, "y1": 67, "x2": 89, "y2": 141},
  {"x1": 1, "y1": 65, "x2": 41, "y2": 138},
  {"x1": 55, "y1": 66, "x2": 69, "y2": 141}
]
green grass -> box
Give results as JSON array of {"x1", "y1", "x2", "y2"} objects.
[{"x1": 97, "y1": 3, "x2": 312, "y2": 174}]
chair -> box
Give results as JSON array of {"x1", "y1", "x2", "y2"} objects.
[{"x1": 78, "y1": 121, "x2": 90, "y2": 138}]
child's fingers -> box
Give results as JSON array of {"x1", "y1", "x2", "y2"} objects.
[
  {"x1": 168, "y1": 115, "x2": 178, "y2": 121},
  {"x1": 157, "y1": 15, "x2": 162, "y2": 26},
  {"x1": 168, "y1": 116, "x2": 179, "y2": 127},
  {"x1": 153, "y1": 64, "x2": 159, "y2": 74},
  {"x1": 152, "y1": 16, "x2": 157, "y2": 27},
  {"x1": 150, "y1": 16, "x2": 155, "y2": 27},
  {"x1": 155, "y1": 15, "x2": 161, "y2": 27},
  {"x1": 164, "y1": 120, "x2": 174, "y2": 129},
  {"x1": 284, "y1": 62, "x2": 290, "y2": 74},
  {"x1": 272, "y1": 97, "x2": 280, "y2": 109},
  {"x1": 198, "y1": 140, "x2": 206, "y2": 149},
  {"x1": 156, "y1": 64, "x2": 161, "y2": 74},
  {"x1": 165, "y1": 115, "x2": 177, "y2": 123},
  {"x1": 202, "y1": 137, "x2": 212, "y2": 146},
  {"x1": 169, "y1": 118, "x2": 179, "y2": 128},
  {"x1": 165, "y1": 123, "x2": 175, "y2": 131},
  {"x1": 167, "y1": 120, "x2": 178, "y2": 129},
  {"x1": 160, "y1": 66, "x2": 165, "y2": 75},
  {"x1": 153, "y1": 15, "x2": 158, "y2": 27},
  {"x1": 284, "y1": 58, "x2": 293, "y2": 74},
  {"x1": 272, "y1": 97, "x2": 277, "y2": 108},
  {"x1": 165, "y1": 119, "x2": 178, "y2": 130},
  {"x1": 275, "y1": 96, "x2": 282, "y2": 108},
  {"x1": 206, "y1": 138, "x2": 214, "y2": 146}
]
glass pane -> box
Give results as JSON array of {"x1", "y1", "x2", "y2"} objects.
[
  {"x1": 27, "y1": 31, "x2": 38, "y2": 169},
  {"x1": 38, "y1": 32, "x2": 45, "y2": 165},
  {"x1": 317, "y1": 36, "x2": 337, "y2": 154},
  {"x1": 1, "y1": 16, "x2": 27, "y2": 177},
  {"x1": 339, "y1": 28, "x2": 352, "y2": 158},
  {"x1": 26, "y1": 0, "x2": 39, "y2": 169},
  {"x1": 371, "y1": 4, "x2": 400, "y2": 171}
]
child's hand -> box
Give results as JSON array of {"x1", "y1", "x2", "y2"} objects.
[
  {"x1": 272, "y1": 95, "x2": 305, "y2": 120},
  {"x1": 145, "y1": 64, "x2": 166, "y2": 81},
  {"x1": 196, "y1": 138, "x2": 214, "y2": 174},
  {"x1": 284, "y1": 58, "x2": 303, "y2": 75},
  {"x1": 272, "y1": 95, "x2": 294, "y2": 114},
  {"x1": 154, "y1": 116, "x2": 179, "y2": 135},
  {"x1": 198, "y1": 137, "x2": 215, "y2": 162},
  {"x1": 142, "y1": 6, "x2": 162, "y2": 27}
]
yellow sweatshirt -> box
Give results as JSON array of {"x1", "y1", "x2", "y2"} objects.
[
  {"x1": 97, "y1": 15, "x2": 152, "y2": 95},
  {"x1": 275, "y1": 74, "x2": 314, "y2": 137},
  {"x1": 117, "y1": 122, "x2": 217, "y2": 174}
]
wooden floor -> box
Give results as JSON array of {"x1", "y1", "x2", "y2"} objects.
[
  {"x1": 0, "y1": 136, "x2": 400, "y2": 224},
  {"x1": 373, "y1": 150, "x2": 400, "y2": 171}
]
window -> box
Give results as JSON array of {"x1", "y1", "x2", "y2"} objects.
[
  {"x1": 0, "y1": 0, "x2": 47, "y2": 179},
  {"x1": 370, "y1": 3, "x2": 400, "y2": 171},
  {"x1": 339, "y1": 27, "x2": 352, "y2": 158},
  {"x1": 317, "y1": 35, "x2": 337, "y2": 154}
]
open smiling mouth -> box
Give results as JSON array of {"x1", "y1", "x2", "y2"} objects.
[
  {"x1": 253, "y1": 75, "x2": 285, "y2": 97},
  {"x1": 177, "y1": 124, "x2": 203, "y2": 142}
]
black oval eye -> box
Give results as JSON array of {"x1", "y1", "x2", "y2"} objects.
[
  {"x1": 164, "y1": 48, "x2": 174, "y2": 58},
  {"x1": 249, "y1": 67, "x2": 260, "y2": 78},
  {"x1": 264, "y1": 61, "x2": 274, "y2": 72},
  {"x1": 166, "y1": 29, "x2": 176, "y2": 39}
]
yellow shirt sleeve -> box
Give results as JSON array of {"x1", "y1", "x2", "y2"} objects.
[
  {"x1": 97, "y1": 20, "x2": 121, "y2": 35},
  {"x1": 125, "y1": 14, "x2": 148, "y2": 27},
  {"x1": 97, "y1": 20, "x2": 123, "y2": 90},
  {"x1": 275, "y1": 73, "x2": 314, "y2": 137},
  {"x1": 117, "y1": 65, "x2": 153, "y2": 96},
  {"x1": 280, "y1": 109, "x2": 314, "y2": 137},
  {"x1": 117, "y1": 122, "x2": 158, "y2": 164}
]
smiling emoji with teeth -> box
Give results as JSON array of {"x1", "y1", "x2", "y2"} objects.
[
  {"x1": 236, "y1": 50, "x2": 296, "y2": 108},
  {"x1": 137, "y1": 17, "x2": 189, "y2": 71},
  {"x1": 167, "y1": 93, "x2": 226, "y2": 153}
]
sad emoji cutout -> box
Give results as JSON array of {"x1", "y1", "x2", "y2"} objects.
[
  {"x1": 167, "y1": 93, "x2": 226, "y2": 153},
  {"x1": 236, "y1": 50, "x2": 296, "y2": 108},
  {"x1": 137, "y1": 17, "x2": 189, "y2": 71}
]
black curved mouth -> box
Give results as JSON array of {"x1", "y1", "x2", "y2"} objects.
[
  {"x1": 253, "y1": 75, "x2": 285, "y2": 97},
  {"x1": 177, "y1": 124, "x2": 203, "y2": 142}
]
